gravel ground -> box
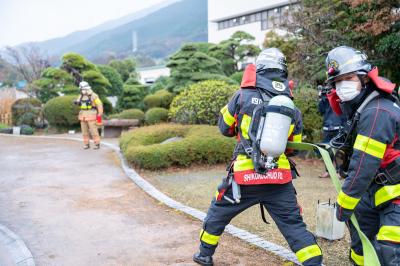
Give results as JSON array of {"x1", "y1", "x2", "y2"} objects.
[
  {"x1": 141, "y1": 159, "x2": 352, "y2": 266},
  {"x1": 0, "y1": 136, "x2": 286, "y2": 266}
]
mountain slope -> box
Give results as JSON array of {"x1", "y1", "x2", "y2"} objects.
[
  {"x1": 26, "y1": 0, "x2": 179, "y2": 56},
  {"x1": 51, "y1": 0, "x2": 207, "y2": 60}
]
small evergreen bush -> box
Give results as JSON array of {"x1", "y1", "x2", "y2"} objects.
[
  {"x1": 169, "y1": 80, "x2": 237, "y2": 125},
  {"x1": 43, "y1": 95, "x2": 80, "y2": 128},
  {"x1": 293, "y1": 84, "x2": 323, "y2": 142},
  {"x1": 11, "y1": 98, "x2": 42, "y2": 127},
  {"x1": 145, "y1": 107, "x2": 169, "y2": 125},
  {"x1": 143, "y1": 89, "x2": 173, "y2": 109}
]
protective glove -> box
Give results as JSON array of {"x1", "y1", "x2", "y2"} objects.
[
  {"x1": 96, "y1": 115, "x2": 103, "y2": 126},
  {"x1": 336, "y1": 205, "x2": 353, "y2": 222}
]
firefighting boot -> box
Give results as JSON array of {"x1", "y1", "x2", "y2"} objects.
[
  {"x1": 83, "y1": 144, "x2": 90, "y2": 149},
  {"x1": 93, "y1": 143, "x2": 100, "y2": 150},
  {"x1": 193, "y1": 252, "x2": 213, "y2": 266}
]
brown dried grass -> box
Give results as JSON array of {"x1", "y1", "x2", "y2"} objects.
[
  {"x1": 142, "y1": 160, "x2": 352, "y2": 266},
  {"x1": 0, "y1": 89, "x2": 16, "y2": 125}
]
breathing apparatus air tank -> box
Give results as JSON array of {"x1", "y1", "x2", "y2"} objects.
[{"x1": 250, "y1": 95, "x2": 295, "y2": 172}]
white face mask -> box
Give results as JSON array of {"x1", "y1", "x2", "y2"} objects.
[{"x1": 335, "y1": 80, "x2": 361, "y2": 102}]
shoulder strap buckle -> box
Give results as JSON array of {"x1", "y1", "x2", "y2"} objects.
[{"x1": 244, "y1": 147, "x2": 253, "y2": 156}]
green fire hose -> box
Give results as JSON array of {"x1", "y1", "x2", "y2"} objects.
[{"x1": 287, "y1": 141, "x2": 380, "y2": 266}]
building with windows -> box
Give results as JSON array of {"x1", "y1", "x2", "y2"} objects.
[
  {"x1": 208, "y1": 0, "x2": 299, "y2": 46},
  {"x1": 137, "y1": 65, "x2": 170, "y2": 85}
]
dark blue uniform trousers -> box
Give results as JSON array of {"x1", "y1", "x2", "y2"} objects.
[
  {"x1": 348, "y1": 185, "x2": 400, "y2": 266},
  {"x1": 199, "y1": 182, "x2": 322, "y2": 265}
]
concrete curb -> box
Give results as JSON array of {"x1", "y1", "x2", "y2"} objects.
[
  {"x1": 0, "y1": 134, "x2": 301, "y2": 265},
  {"x1": 0, "y1": 224, "x2": 35, "y2": 266}
]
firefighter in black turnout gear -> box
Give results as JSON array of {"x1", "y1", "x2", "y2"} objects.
[
  {"x1": 193, "y1": 48, "x2": 322, "y2": 266},
  {"x1": 325, "y1": 46, "x2": 400, "y2": 265}
]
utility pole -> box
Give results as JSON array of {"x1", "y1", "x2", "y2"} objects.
[{"x1": 132, "y1": 31, "x2": 138, "y2": 53}]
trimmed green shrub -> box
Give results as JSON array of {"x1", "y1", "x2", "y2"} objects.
[
  {"x1": 0, "y1": 123, "x2": 8, "y2": 129},
  {"x1": 293, "y1": 84, "x2": 323, "y2": 142},
  {"x1": 117, "y1": 84, "x2": 149, "y2": 110},
  {"x1": 44, "y1": 95, "x2": 80, "y2": 128},
  {"x1": 20, "y1": 125, "x2": 34, "y2": 135},
  {"x1": 143, "y1": 89, "x2": 173, "y2": 109},
  {"x1": 145, "y1": 107, "x2": 169, "y2": 125},
  {"x1": 11, "y1": 98, "x2": 42, "y2": 126},
  {"x1": 229, "y1": 71, "x2": 243, "y2": 84},
  {"x1": 120, "y1": 124, "x2": 236, "y2": 170},
  {"x1": 109, "y1": 108, "x2": 145, "y2": 122},
  {"x1": 169, "y1": 80, "x2": 237, "y2": 125},
  {"x1": 100, "y1": 96, "x2": 113, "y2": 115},
  {"x1": 97, "y1": 64, "x2": 123, "y2": 96}
]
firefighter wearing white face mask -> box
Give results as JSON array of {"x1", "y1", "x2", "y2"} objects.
[
  {"x1": 326, "y1": 46, "x2": 400, "y2": 266},
  {"x1": 335, "y1": 79, "x2": 362, "y2": 102}
]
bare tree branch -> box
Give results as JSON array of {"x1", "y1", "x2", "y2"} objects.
[{"x1": 5, "y1": 44, "x2": 49, "y2": 83}]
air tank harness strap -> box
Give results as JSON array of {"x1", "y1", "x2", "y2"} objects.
[{"x1": 239, "y1": 89, "x2": 272, "y2": 157}]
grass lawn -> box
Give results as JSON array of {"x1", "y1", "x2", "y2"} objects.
[
  {"x1": 140, "y1": 158, "x2": 352, "y2": 266},
  {"x1": 0, "y1": 123, "x2": 9, "y2": 129}
]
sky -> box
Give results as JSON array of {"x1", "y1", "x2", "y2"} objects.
[{"x1": 0, "y1": 0, "x2": 168, "y2": 48}]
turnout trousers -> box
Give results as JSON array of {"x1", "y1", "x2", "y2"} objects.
[
  {"x1": 199, "y1": 182, "x2": 322, "y2": 265},
  {"x1": 348, "y1": 185, "x2": 400, "y2": 266},
  {"x1": 80, "y1": 120, "x2": 100, "y2": 145}
]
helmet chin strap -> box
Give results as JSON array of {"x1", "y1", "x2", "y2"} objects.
[{"x1": 357, "y1": 73, "x2": 368, "y2": 91}]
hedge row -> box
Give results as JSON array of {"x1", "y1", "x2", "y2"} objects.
[
  {"x1": 109, "y1": 108, "x2": 145, "y2": 122},
  {"x1": 110, "y1": 107, "x2": 168, "y2": 125},
  {"x1": 120, "y1": 123, "x2": 236, "y2": 170}
]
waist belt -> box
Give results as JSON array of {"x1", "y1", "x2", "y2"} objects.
[{"x1": 375, "y1": 157, "x2": 400, "y2": 185}]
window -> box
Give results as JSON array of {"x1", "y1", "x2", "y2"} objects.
[
  {"x1": 261, "y1": 11, "x2": 268, "y2": 20},
  {"x1": 261, "y1": 20, "x2": 268, "y2": 30},
  {"x1": 255, "y1": 12, "x2": 261, "y2": 21},
  {"x1": 216, "y1": 3, "x2": 299, "y2": 31},
  {"x1": 268, "y1": 9, "x2": 276, "y2": 28}
]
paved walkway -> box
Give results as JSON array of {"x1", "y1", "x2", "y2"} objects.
[{"x1": 0, "y1": 136, "x2": 283, "y2": 266}]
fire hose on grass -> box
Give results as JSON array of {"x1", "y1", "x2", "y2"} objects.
[{"x1": 287, "y1": 141, "x2": 380, "y2": 266}]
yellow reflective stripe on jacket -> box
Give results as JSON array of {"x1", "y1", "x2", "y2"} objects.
[
  {"x1": 234, "y1": 155, "x2": 253, "y2": 171},
  {"x1": 240, "y1": 114, "x2": 251, "y2": 139},
  {"x1": 295, "y1": 244, "x2": 322, "y2": 263},
  {"x1": 337, "y1": 191, "x2": 360, "y2": 210},
  {"x1": 293, "y1": 134, "x2": 302, "y2": 143},
  {"x1": 288, "y1": 124, "x2": 294, "y2": 137},
  {"x1": 200, "y1": 229, "x2": 220, "y2": 245},
  {"x1": 93, "y1": 98, "x2": 102, "y2": 106},
  {"x1": 80, "y1": 105, "x2": 93, "y2": 110},
  {"x1": 353, "y1": 134, "x2": 387, "y2": 159},
  {"x1": 351, "y1": 249, "x2": 364, "y2": 265},
  {"x1": 377, "y1": 226, "x2": 400, "y2": 242},
  {"x1": 375, "y1": 184, "x2": 400, "y2": 206},
  {"x1": 234, "y1": 154, "x2": 290, "y2": 172},
  {"x1": 220, "y1": 105, "x2": 235, "y2": 126},
  {"x1": 276, "y1": 154, "x2": 291, "y2": 169}
]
